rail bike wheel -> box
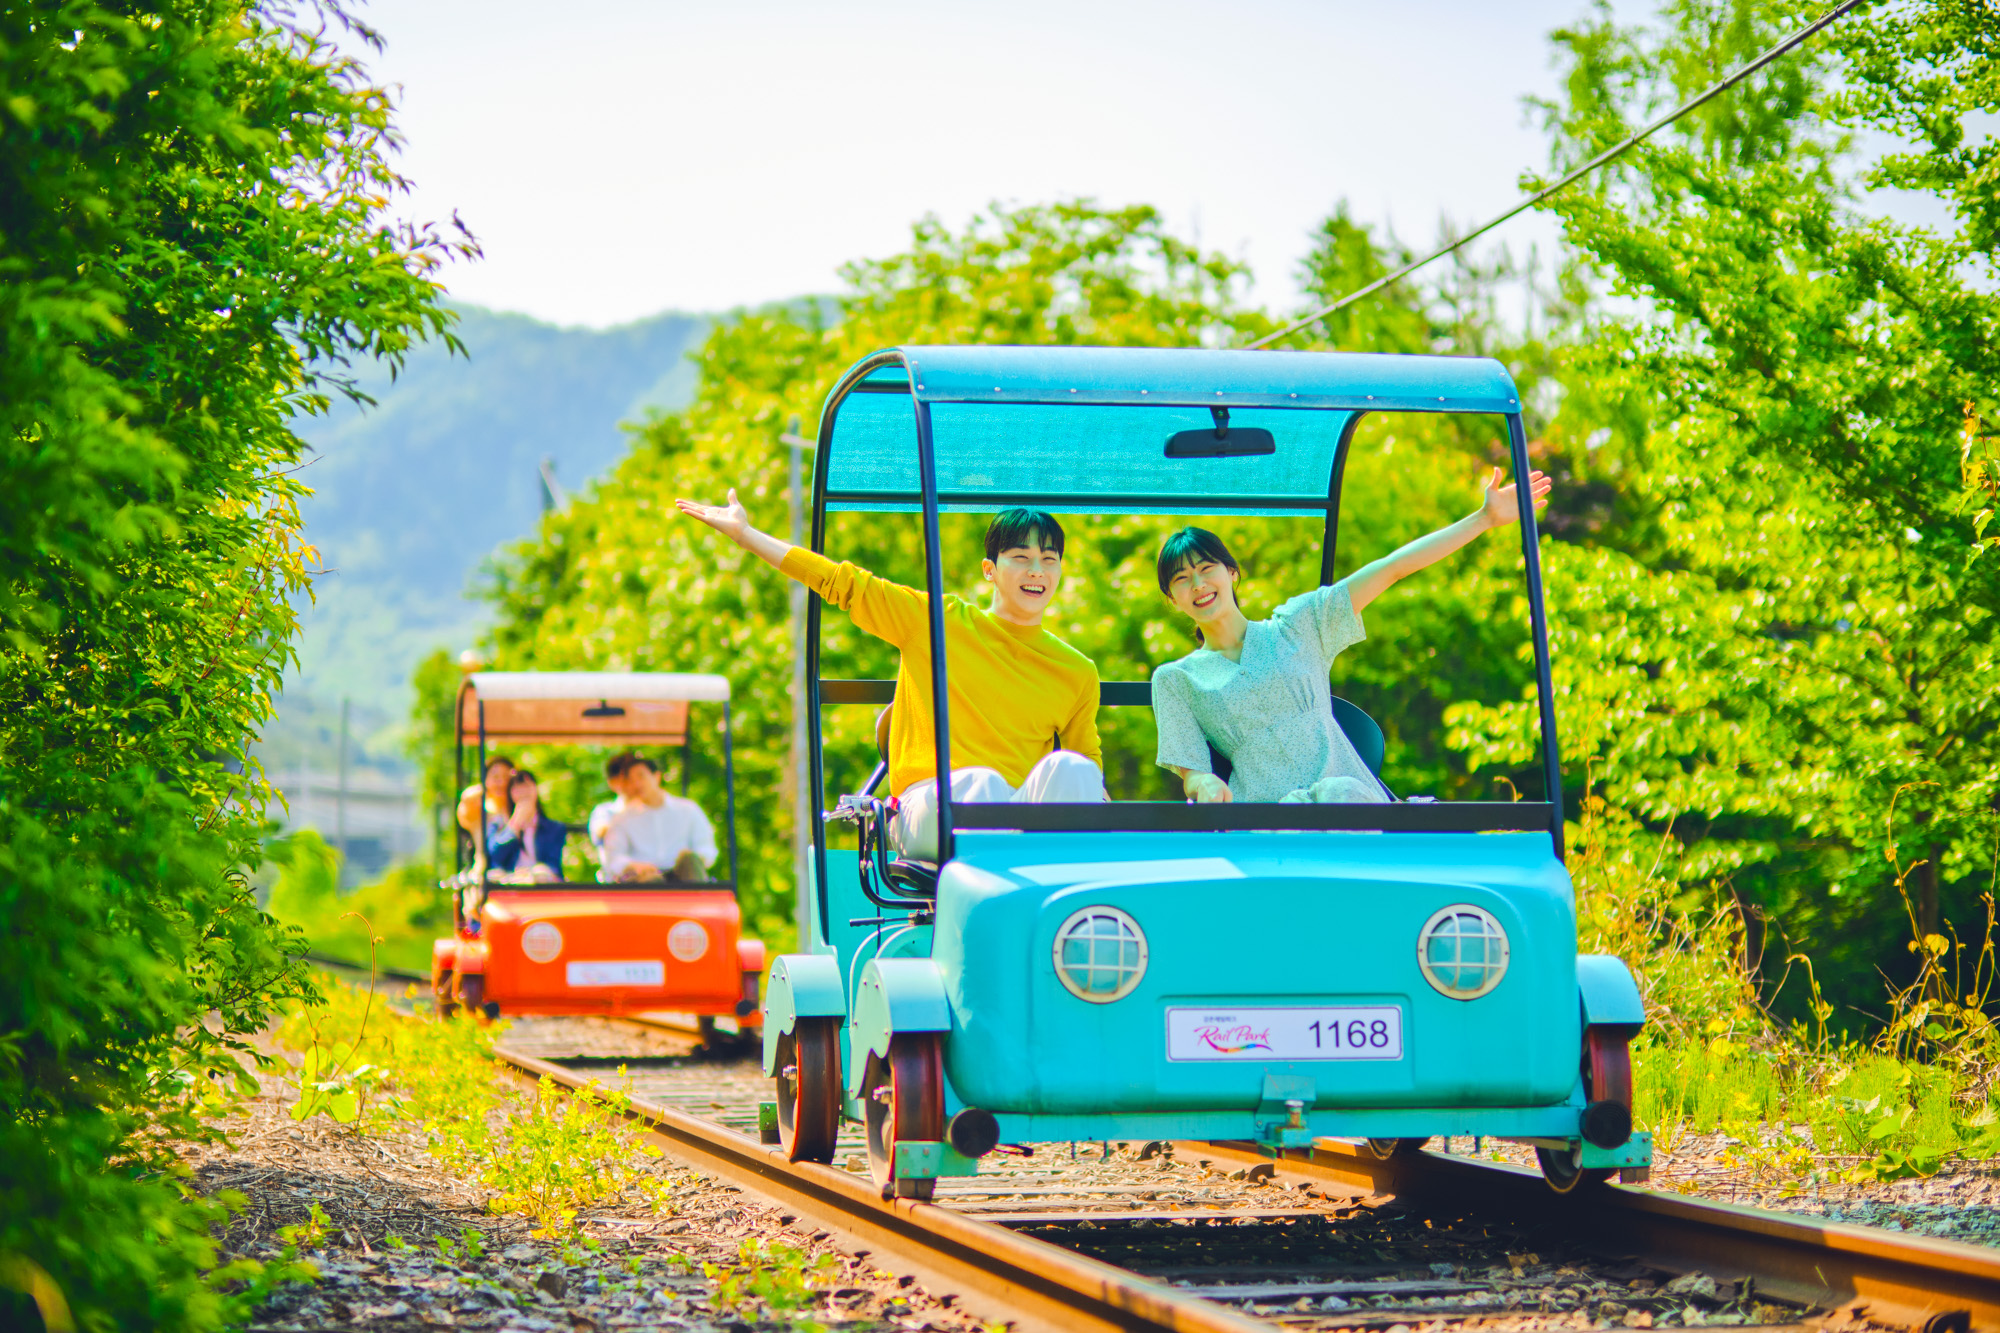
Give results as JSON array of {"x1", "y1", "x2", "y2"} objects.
[
  {"x1": 1365, "y1": 1138, "x2": 1427, "y2": 1160},
  {"x1": 456, "y1": 973, "x2": 485, "y2": 1019},
  {"x1": 775, "y1": 1018, "x2": 841, "y2": 1164},
  {"x1": 1538, "y1": 1026, "x2": 1634, "y2": 1193},
  {"x1": 863, "y1": 1033, "x2": 944, "y2": 1201},
  {"x1": 1587, "y1": 1027, "x2": 1635, "y2": 1131},
  {"x1": 433, "y1": 970, "x2": 459, "y2": 1019},
  {"x1": 1536, "y1": 1143, "x2": 1611, "y2": 1194}
]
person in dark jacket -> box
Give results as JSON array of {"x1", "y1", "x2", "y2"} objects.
[{"x1": 487, "y1": 769, "x2": 568, "y2": 882}]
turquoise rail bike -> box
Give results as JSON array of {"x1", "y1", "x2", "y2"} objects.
[{"x1": 758, "y1": 345, "x2": 1649, "y2": 1198}]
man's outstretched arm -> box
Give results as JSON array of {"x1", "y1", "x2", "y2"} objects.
[
  {"x1": 678, "y1": 488, "x2": 924, "y2": 644},
  {"x1": 677, "y1": 489, "x2": 793, "y2": 568}
]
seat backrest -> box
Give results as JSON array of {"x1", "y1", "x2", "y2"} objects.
[
  {"x1": 1329, "y1": 696, "x2": 1385, "y2": 776},
  {"x1": 1207, "y1": 695, "x2": 1385, "y2": 784}
]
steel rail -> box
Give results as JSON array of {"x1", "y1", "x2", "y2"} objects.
[
  {"x1": 491, "y1": 1044, "x2": 1270, "y2": 1333},
  {"x1": 1196, "y1": 1140, "x2": 2000, "y2": 1333}
]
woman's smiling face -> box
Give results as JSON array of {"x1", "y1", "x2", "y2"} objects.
[{"x1": 1167, "y1": 556, "x2": 1239, "y2": 623}]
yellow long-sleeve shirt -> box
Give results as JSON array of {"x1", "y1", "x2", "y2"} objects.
[{"x1": 780, "y1": 547, "x2": 1101, "y2": 797}]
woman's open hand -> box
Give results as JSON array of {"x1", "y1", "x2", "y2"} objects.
[
  {"x1": 1479, "y1": 466, "x2": 1552, "y2": 528},
  {"x1": 675, "y1": 488, "x2": 752, "y2": 544},
  {"x1": 1184, "y1": 772, "x2": 1233, "y2": 804}
]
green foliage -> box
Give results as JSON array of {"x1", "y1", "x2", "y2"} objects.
[
  {"x1": 1567, "y1": 789, "x2": 2000, "y2": 1184},
  {"x1": 482, "y1": 1078, "x2": 662, "y2": 1244},
  {"x1": 263, "y1": 831, "x2": 451, "y2": 974},
  {"x1": 0, "y1": 3, "x2": 462, "y2": 1326},
  {"x1": 706, "y1": 1239, "x2": 837, "y2": 1325},
  {"x1": 1443, "y1": 0, "x2": 2000, "y2": 1026},
  {"x1": 275, "y1": 980, "x2": 663, "y2": 1244}
]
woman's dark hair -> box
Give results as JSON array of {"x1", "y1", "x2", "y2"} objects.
[
  {"x1": 985, "y1": 507, "x2": 1064, "y2": 561},
  {"x1": 1156, "y1": 527, "x2": 1240, "y2": 595},
  {"x1": 509, "y1": 768, "x2": 539, "y2": 788}
]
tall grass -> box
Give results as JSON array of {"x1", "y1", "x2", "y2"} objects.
[{"x1": 1569, "y1": 793, "x2": 2000, "y2": 1183}]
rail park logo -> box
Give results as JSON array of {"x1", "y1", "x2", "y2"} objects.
[{"x1": 1195, "y1": 1023, "x2": 1274, "y2": 1055}]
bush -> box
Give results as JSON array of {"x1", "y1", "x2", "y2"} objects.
[{"x1": 0, "y1": 3, "x2": 465, "y2": 1327}]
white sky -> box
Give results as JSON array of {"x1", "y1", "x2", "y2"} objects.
[{"x1": 354, "y1": 0, "x2": 1603, "y2": 328}]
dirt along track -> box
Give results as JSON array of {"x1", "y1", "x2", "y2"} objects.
[{"x1": 489, "y1": 1013, "x2": 2000, "y2": 1333}]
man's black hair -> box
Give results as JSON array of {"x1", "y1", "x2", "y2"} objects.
[
  {"x1": 1156, "y1": 527, "x2": 1240, "y2": 595},
  {"x1": 605, "y1": 751, "x2": 659, "y2": 780},
  {"x1": 984, "y1": 507, "x2": 1065, "y2": 562}
]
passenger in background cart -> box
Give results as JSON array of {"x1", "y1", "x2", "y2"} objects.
[{"x1": 602, "y1": 751, "x2": 716, "y2": 882}]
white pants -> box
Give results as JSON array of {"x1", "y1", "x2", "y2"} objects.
[
  {"x1": 1279, "y1": 774, "x2": 1388, "y2": 804},
  {"x1": 893, "y1": 751, "x2": 1106, "y2": 860}
]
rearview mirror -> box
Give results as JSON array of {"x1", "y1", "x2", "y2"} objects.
[{"x1": 1164, "y1": 407, "x2": 1275, "y2": 458}]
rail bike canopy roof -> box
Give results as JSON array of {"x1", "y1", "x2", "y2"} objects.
[
  {"x1": 459, "y1": 671, "x2": 730, "y2": 746},
  {"x1": 820, "y1": 346, "x2": 1522, "y2": 517}
]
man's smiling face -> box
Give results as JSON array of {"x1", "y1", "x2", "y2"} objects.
[{"x1": 983, "y1": 541, "x2": 1064, "y2": 626}]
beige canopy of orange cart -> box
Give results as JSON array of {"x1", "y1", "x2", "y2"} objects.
[{"x1": 458, "y1": 672, "x2": 732, "y2": 747}]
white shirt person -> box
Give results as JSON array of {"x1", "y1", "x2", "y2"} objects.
[{"x1": 601, "y1": 756, "x2": 718, "y2": 882}]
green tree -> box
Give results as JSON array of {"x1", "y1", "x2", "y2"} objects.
[
  {"x1": 1450, "y1": 0, "x2": 2000, "y2": 1024},
  {"x1": 0, "y1": 3, "x2": 462, "y2": 1326}
]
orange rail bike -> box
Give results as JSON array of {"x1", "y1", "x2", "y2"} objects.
[{"x1": 432, "y1": 671, "x2": 764, "y2": 1028}]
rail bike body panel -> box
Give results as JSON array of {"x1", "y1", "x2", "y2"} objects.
[
  {"x1": 762, "y1": 344, "x2": 1651, "y2": 1193},
  {"x1": 450, "y1": 886, "x2": 749, "y2": 1017},
  {"x1": 934, "y1": 831, "x2": 1575, "y2": 1115}
]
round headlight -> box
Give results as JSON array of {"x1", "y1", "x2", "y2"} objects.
[
  {"x1": 1052, "y1": 906, "x2": 1147, "y2": 1003},
  {"x1": 1417, "y1": 905, "x2": 1509, "y2": 1000}
]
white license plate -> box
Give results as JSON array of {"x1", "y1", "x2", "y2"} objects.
[
  {"x1": 566, "y1": 960, "x2": 665, "y2": 988},
  {"x1": 1166, "y1": 1006, "x2": 1404, "y2": 1061}
]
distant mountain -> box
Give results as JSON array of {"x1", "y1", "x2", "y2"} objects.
[{"x1": 271, "y1": 301, "x2": 713, "y2": 769}]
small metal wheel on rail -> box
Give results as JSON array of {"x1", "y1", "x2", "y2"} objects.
[
  {"x1": 863, "y1": 1033, "x2": 944, "y2": 1201},
  {"x1": 433, "y1": 970, "x2": 459, "y2": 1019},
  {"x1": 452, "y1": 974, "x2": 498, "y2": 1022},
  {"x1": 1540, "y1": 1026, "x2": 1634, "y2": 1194},
  {"x1": 1365, "y1": 1138, "x2": 1428, "y2": 1160},
  {"x1": 775, "y1": 1017, "x2": 842, "y2": 1164}
]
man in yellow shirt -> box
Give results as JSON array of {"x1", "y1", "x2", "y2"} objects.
[{"x1": 675, "y1": 491, "x2": 1103, "y2": 856}]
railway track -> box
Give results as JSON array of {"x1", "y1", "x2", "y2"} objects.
[
  {"x1": 302, "y1": 960, "x2": 2000, "y2": 1333},
  {"x1": 493, "y1": 1018, "x2": 2000, "y2": 1333}
]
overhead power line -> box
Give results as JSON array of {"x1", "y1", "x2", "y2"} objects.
[{"x1": 1245, "y1": 0, "x2": 1865, "y2": 352}]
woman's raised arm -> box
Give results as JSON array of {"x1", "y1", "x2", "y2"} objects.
[{"x1": 1340, "y1": 466, "x2": 1551, "y2": 614}]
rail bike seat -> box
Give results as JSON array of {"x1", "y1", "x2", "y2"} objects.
[
  {"x1": 831, "y1": 706, "x2": 942, "y2": 901},
  {"x1": 1206, "y1": 694, "x2": 1396, "y2": 798},
  {"x1": 872, "y1": 706, "x2": 941, "y2": 895},
  {"x1": 885, "y1": 857, "x2": 938, "y2": 895}
]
